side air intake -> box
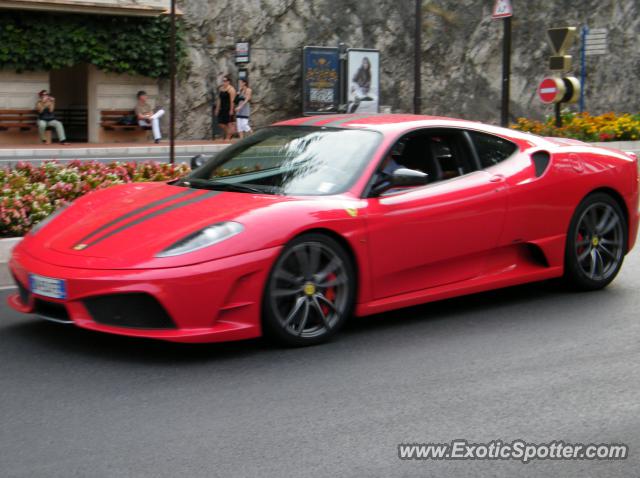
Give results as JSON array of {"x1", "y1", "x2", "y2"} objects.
[{"x1": 531, "y1": 151, "x2": 551, "y2": 177}]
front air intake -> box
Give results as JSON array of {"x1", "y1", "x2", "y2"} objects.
[
  {"x1": 34, "y1": 299, "x2": 71, "y2": 323},
  {"x1": 12, "y1": 273, "x2": 30, "y2": 304},
  {"x1": 84, "y1": 293, "x2": 176, "y2": 329}
]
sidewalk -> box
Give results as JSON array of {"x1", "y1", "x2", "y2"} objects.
[{"x1": 0, "y1": 140, "x2": 232, "y2": 163}]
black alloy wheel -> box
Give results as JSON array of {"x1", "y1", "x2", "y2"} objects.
[
  {"x1": 263, "y1": 233, "x2": 355, "y2": 346},
  {"x1": 564, "y1": 192, "x2": 627, "y2": 290}
]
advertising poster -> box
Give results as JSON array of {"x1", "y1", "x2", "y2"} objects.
[
  {"x1": 302, "y1": 46, "x2": 340, "y2": 115},
  {"x1": 347, "y1": 49, "x2": 380, "y2": 113}
]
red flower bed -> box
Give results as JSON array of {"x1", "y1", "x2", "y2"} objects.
[{"x1": 0, "y1": 160, "x2": 190, "y2": 237}]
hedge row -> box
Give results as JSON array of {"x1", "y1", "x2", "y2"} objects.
[{"x1": 0, "y1": 11, "x2": 187, "y2": 78}]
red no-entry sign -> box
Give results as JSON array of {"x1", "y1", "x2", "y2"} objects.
[{"x1": 538, "y1": 77, "x2": 564, "y2": 104}]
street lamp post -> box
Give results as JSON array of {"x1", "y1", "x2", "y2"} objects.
[
  {"x1": 169, "y1": 0, "x2": 176, "y2": 164},
  {"x1": 413, "y1": 0, "x2": 422, "y2": 114},
  {"x1": 500, "y1": 15, "x2": 512, "y2": 127}
]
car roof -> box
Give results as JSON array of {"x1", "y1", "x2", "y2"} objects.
[
  {"x1": 276, "y1": 113, "x2": 464, "y2": 130},
  {"x1": 274, "y1": 113, "x2": 541, "y2": 143}
]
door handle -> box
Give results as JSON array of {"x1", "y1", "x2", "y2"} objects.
[{"x1": 489, "y1": 174, "x2": 505, "y2": 183}]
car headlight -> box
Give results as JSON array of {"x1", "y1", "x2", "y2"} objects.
[
  {"x1": 155, "y1": 221, "x2": 244, "y2": 257},
  {"x1": 29, "y1": 205, "x2": 69, "y2": 236}
]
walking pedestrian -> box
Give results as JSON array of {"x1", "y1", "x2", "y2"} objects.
[
  {"x1": 235, "y1": 79, "x2": 252, "y2": 139},
  {"x1": 215, "y1": 75, "x2": 236, "y2": 140}
]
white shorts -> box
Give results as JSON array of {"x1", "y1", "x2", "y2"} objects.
[{"x1": 236, "y1": 117, "x2": 251, "y2": 132}]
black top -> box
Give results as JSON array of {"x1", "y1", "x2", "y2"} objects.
[
  {"x1": 218, "y1": 89, "x2": 231, "y2": 124},
  {"x1": 39, "y1": 107, "x2": 56, "y2": 121}
]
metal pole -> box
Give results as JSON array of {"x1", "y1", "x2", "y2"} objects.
[
  {"x1": 555, "y1": 102, "x2": 562, "y2": 127},
  {"x1": 338, "y1": 42, "x2": 347, "y2": 112},
  {"x1": 169, "y1": 0, "x2": 176, "y2": 164},
  {"x1": 579, "y1": 25, "x2": 587, "y2": 113},
  {"x1": 413, "y1": 0, "x2": 422, "y2": 114},
  {"x1": 500, "y1": 15, "x2": 512, "y2": 127}
]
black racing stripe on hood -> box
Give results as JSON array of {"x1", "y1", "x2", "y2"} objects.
[
  {"x1": 321, "y1": 114, "x2": 376, "y2": 127},
  {"x1": 300, "y1": 115, "x2": 342, "y2": 125},
  {"x1": 300, "y1": 114, "x2": 374, "y2": 127},
  {"x1": 81, "y1": 190, "x2": 222, "y2": 249},
  {"x1": 76, "y1": 188, "x2": 199, "y2": 245}
]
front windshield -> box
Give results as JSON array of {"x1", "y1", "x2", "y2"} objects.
[{"x1": 185, "y1": 126, "x2": 381, "y2": 195}]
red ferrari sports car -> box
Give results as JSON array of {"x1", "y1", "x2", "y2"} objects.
[{"x1": 8, "y1": 114, "x2": 639, "y2": 345}]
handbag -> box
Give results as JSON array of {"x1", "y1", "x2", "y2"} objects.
[{"x1": 117, "y1": 114, "x2": 137, "y2": 126}]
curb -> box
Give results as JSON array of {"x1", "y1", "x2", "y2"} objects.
[{"x1": 0, "y1": 144, "x2": 229, "y2": 159}]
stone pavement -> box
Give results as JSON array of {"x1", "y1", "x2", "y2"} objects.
[{"x1": 0, "y1": 140, "x2": 232, "y2": 164}]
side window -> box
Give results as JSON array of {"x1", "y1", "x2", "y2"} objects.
[
  {"x1": 381, "y1": 130, "x2": 476, "y2": 180},
  {"x1": 372, "y1": 129, "x2": 481, "y2": 195},
  {"x1": 468, "y1": 131, "x2": 517, "y2": 168},
  {"x1": 427, "y1": 135, "x2": 472, "y2": 180}
]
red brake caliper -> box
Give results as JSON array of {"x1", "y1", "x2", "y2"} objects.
[
  {"x1": 322, "y1": 273, "x2": 337, "y2": 315},
  {"x1": 577, "y1": 232, "x2": 585, "y2": 258}
]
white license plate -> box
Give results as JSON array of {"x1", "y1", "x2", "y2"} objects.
[{"x1": 28, "y1": 274, "x2": 67, "y2": 300}]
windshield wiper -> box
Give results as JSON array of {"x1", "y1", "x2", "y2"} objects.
[{"x1": 180, "y1": 178, "x2": 266, "y2": 194}]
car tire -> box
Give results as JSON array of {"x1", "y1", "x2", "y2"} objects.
[
  {"x1": 262, "y1": 233, "x2": 356, "y2": 346},
  {"x1": 563, "y1": 192, "x2": 627, "y2": 291}
]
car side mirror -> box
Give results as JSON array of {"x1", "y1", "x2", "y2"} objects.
[
  {"x1": 371, "y1": 168, "x2": 429, "y2": 196},
  {"x1": 190, "y1": 154, "x2": 209, "y2": 169}
]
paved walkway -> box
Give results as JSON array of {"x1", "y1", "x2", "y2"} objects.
[{"x1": 0, "y1": 140, "x2": 232, "y2": 164}]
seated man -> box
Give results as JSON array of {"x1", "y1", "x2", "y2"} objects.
[
  {"x1": 372, "y1": 143, "x2": 405, "y2": 193},
  {"x1": 36, "y1": 90, "x2": 67, "y2": 145},
  {"x1": 380, "y1": 141, "x2": 406, "y2": 176},
  {"x1": 135, "y1": 91, "x2": 165, "y2": 143},
  {"x1": 381, "y1": 152, "x2": 401, "y2": 175}
]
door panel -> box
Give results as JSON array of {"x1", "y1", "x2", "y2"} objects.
[{"x1": 364, "y1": 170, "x2": 508, "y2": 299}]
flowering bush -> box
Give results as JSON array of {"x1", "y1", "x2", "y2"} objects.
[
  {"x1": 511, "y1": 112, "x2": 640, "y2": 142},
  {"x1": 0, "y1": 161, "x2": 190, "y2": 237}
]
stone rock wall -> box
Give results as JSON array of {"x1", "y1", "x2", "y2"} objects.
[{"x1": 161, "y1": 0, "x2": 640, "y2": 139}]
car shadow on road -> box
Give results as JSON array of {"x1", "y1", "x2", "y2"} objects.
[
  {"x1": 1, "y1": 279, "x2": 603, "y2": 365},
  {"x1": 344, "y1": 279, "x2": 567, "y2": 334},
  {"x1": 4, "y1": 319, "x2": 270, "y2": 364}
]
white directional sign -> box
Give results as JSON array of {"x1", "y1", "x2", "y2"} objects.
[
  {"x1": 492, "y1": 0, "x2": 513, "y2": 19},
  {"x1": 584, "y1": 28, "x2": 608, "y2": 56}
]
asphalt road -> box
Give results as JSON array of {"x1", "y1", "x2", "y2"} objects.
[{"x1": 1, "y1": 248, "x2": 639, "y2": 477}]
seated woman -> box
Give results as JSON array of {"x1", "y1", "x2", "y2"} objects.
[{"x1": 36, "y1": 90, "x2": 67, "y2": 145}]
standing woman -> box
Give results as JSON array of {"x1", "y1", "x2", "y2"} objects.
[
  {"x1": 235, "y1": 79, "x2": 252, "y2": 139},
  {"x1": 214, "y1": 75, "x2": 236, "y2": 140}
]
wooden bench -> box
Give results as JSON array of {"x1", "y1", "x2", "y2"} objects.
[
  {"x1": 0, "y1": 109, "x2": 56, "y2": 144},
  {"x1": 0, "y1": 109, "x2": 39, "y2": 132},
  {"x1": 99, "y1": 109, "x2": 151, "y2": 143}
]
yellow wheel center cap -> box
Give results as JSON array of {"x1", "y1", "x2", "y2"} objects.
[
  {"x1": 592, "y1": 237, "x2": 600, "y2": 247},
  {"x1": 303, "y1": 283, "x2": 316, "y2": 296}
]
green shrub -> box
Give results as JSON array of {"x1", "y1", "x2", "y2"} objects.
[{"x1": 0, "y1": 11, "x2": 187, "y2": 78}]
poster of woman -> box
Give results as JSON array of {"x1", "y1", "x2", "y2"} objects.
[{"x1": 347, "y1": 49, "x2": 380, "y2": 113}]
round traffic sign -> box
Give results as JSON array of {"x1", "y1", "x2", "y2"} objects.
[{"x1": 538, "y1": 77, "x2": 565, "y2": 104}]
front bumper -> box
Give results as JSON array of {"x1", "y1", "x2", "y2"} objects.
[{"x1": 8, "y1": 246, "x2": 281, "y2": 343}]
